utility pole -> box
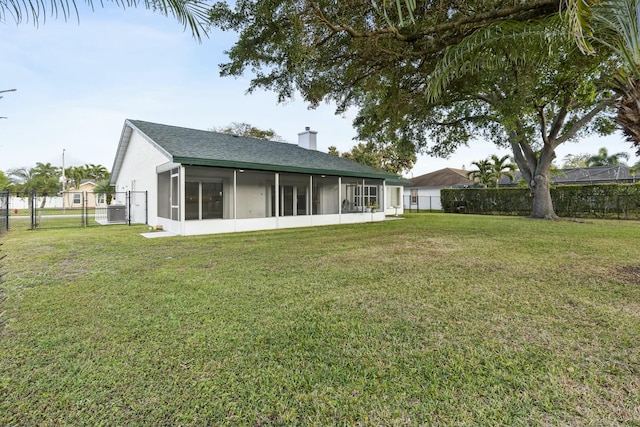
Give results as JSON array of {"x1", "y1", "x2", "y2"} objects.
[
  {"x1": 61, "y1": 149, "x2": 66, "y2": 210},
  {"x1": 62, "y1": 149, "x2": 66, "y2": 189}
]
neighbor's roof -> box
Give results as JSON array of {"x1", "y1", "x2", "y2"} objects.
[
  {"x1": 111, "y1": 120, "x2": 404, "y2": 183},
  {"x1": 409, "y1": 168, "x2": 473, "y2": 187},
  {"x1": 499, "y1": 165, "x2": 637, "y2": 186}
]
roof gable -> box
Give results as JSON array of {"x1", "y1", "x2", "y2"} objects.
[
  {"x1": 410, "y1": 168, "x2": 472, "y2": 187},
  {"x1": 114, "y1": 120, "x2": 398, "y2": 180}
]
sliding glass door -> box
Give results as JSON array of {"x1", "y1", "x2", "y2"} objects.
[{"x1": 186, "y1": 181, "x2": 224, "y2": 220}]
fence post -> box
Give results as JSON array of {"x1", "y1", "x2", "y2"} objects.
[
  {"x1": 0, "y1": 239, "x2": 6, "y2": 332},
  {"x1": 83, "y1": 192, "x2": 88, "y2": 227},
  {"x1": 30, "y1": 191, "x2": 37, "y2": 230},
  {"x1": 1, "y1": 191, "x2": 8, "y2": 232},
  {"x1": 127, "y1": 191, "x2": 131, "y2": 226}
]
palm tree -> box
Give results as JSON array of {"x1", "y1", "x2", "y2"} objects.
[
  {"x1": 6, "y1": 167, "x2": 33, "y2": 194},
  {"x1": 83, "y1": 164, "x2": 110, "y2": 182},
  {"x1": 585, "y1": 147, "x2": 630, "y2": 167},
  {"x1": 489, "y1": 154, "x2": 517, "y2": 188},
  {"x1": 1, "y1": 0, "x2": 209, "y2": 40},
  {"x1": 0, "y1": 170, "x2": 10, "y2": 191},
  {"x1": 557, "y1": 0, "x2": 640, "y2": 154},
  {"x1": 30, "y1": 162, "x2": 62, "y2": 208},
  {"x1": 467, "y1": 159, "x2": 494, "y2": 188},
  {"x1": 64, "y1": 166, "x2": 87, "y2": 190},
  {"x1": 9, "y1": 163, "x2": 61, "y2": 207},
  {"x1": 93, "y1": 180, "x2": 115, "y2": 205}
]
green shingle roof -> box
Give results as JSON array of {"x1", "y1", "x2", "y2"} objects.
[{"x1": 124, "y1": 120, "x2": 403, "y2": 180}]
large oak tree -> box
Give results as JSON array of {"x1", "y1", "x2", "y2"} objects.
[{"x1": 210, "y1": 0, "x2": 618, "y2": 217}]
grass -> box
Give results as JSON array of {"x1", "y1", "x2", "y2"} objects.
[
  {"x1": 1, "y1": 214, "x2": 639, "y2": 426},
  {"x1": 8, "y1": 207, "x2": 97, "y2": 215}
]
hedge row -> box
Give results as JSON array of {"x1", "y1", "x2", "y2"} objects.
[{"x1": 441, "y1": 183, "x2": 640, "y2": 219}]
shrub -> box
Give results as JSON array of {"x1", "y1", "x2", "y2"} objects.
[{"x1": 441, "y1": 183, "x2": 640, "y2": 218}]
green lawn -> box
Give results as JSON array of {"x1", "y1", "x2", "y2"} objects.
[{"x1": 1, "y1": 214, "x2": 639, "y2": 426}]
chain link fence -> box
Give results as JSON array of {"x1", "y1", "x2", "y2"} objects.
[
  {"x1": 0, "y1": 191, "x2": 6, "y2": 332},
  {"x1": 403, "y1": 195, "x2": 442, "y2": 212},
  {"x1": 3, "y1": 191, "x2": 147, "y2": 230},
  {"x1": 0, "y1": 191, "x2": 7, "y2": 234},
  {"x1": 440, "y1": 186, "x2": 640, "y2": 219}
]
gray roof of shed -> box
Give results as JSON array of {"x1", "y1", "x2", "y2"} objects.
[{"x1": 112, "y1": 120, "x2": 404, "y2": 181}]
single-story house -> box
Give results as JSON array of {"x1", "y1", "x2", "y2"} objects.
[
  {"x1": 61, "y1": 179, "x2": 102, "y2": 209},
  {"x1": 404, "y1": 168, "x2": 473, "y2": 211},
  {"x1": 109, "y1": 120, "x2": 408, "y2": 236}
]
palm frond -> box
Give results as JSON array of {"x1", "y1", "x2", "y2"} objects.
[
  {"x1": 563, "y1": 0, "x2": 595, "y2": 54},
  {"x1": 426, "y1": 16, "x2": 570, "y2": 103},
  {"x1": 371, "y1": 0, "x2": 415, "y2": 27},
  {"x1": 591, "y1": 0, "x2": 640, "y2": 79},
  {"x1": 0, "y1": 0, "x2": 209, "y2": 40}
]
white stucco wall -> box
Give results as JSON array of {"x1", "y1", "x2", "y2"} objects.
[
  {"x1": 113, "y1": 131, "x2": 171, "y2": 225},
  {"x1": 8, "y1": 196, "x2": 63, "y2": 209},
  {"x1": 384, "y1": 185, "x2": 404, "y2": 215}
]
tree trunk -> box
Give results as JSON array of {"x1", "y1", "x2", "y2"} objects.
[
  {"x1": 530, "y1": 173, "x2": 557, "y2": 219},
  {"x1": 511, "y1": 136, "x2": 558, "y2": 219}
]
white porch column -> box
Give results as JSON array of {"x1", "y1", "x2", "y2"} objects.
[
  {"x1": 233, "y1": 170, "x2": 237, "y2": 220},
  {"x1": 293, "y1": 185, "x2": 298, "y2": 216},
  {"x1": 180, "y1": 165, "x2": 186, "y2": 235},
  {"x1": 338, "y1": 177, "x2": 342, "y2": 215},
  {"x1": 382, "y1": 180, "x2": 386, "y2": 211},
  {"x1": 362, "y1": 178, "x2": 365, "y2": 212},
  {"x1": 274, "y1": 172, "x2": 280, "y2": 217},
  {"x1": 309, "y1": 175, "x2": 313, "y2": 216}
]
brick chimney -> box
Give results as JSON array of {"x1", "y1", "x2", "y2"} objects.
[{"x1": 297, "y1": 126, "x2": 317, "y2": 150}]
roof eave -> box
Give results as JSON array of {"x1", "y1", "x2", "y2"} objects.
[{"x1": 173, "y1": 156, "x2": 392, "y2": 179}]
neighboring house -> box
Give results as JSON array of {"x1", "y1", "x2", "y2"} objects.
[
  {"x1": 62, "y1": 179, "x2": 102, "y2": 209},
  {"x1": 499, "y1": 165, "x2": 638, "y2": 186},
  {"x1": 404, "y1": 168, "x2": 473, "y2": 211},
  {"x1": 109, "y1": 120, "x2": 408, "y2": 236}
]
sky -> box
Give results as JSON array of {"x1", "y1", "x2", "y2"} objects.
[{"x1": 2, "y1": 5, "x2": 638, "y2": 178}]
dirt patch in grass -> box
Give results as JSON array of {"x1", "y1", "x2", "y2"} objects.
[{"x1": 609, "y1": 265, "x2": 640, "y2": 286}]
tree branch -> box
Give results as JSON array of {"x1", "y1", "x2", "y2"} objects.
[
  {"x1": 311, "y1": 0, "x2": 559, "y2": 44},
  {"x1": 547, "y1": 95, "x2": 572, "y2": 142},
  {"x1": 537, "y1": 106, "x2": 550, "y2": 146},
  {"x1": 427, "y1": 115, "x2": 489, "y2": 127},
  {"x1": 556, "y1": 96, "x2": 617, "y2": 145}
]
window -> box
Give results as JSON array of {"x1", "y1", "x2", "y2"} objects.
[
  {"x1": 73, "y1": 193, "x2": 81, "y2": 204},
  {"x1": 186, "y1": 181, "x2": 224, "y2": 220},
  {"x1": 355, "y1": 185, "x2": 377, "y2": 208},
  {"x1": 410, "y1": 189, "x2": 418, "y2": 204}
]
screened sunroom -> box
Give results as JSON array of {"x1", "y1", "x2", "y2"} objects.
[
  {"x1": 111, "y1": 120, "x2": 406, "y2": 236},
  {"x1": 156, "y1": 165, "x2": 386, "y2": 235}
]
